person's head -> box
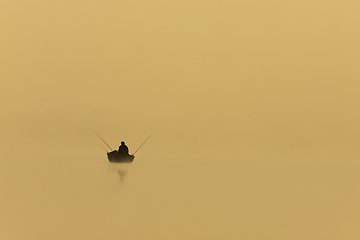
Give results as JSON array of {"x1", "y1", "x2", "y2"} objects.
[{"x1": 121, "y1": 141, "x2": 125, "y2": 145}]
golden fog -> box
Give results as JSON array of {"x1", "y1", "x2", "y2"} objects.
[
  {"x1": 1, "y1": 2, "x2": 360, "y2": 240},
  {"x1": 1, "y1": 0, "x2": 360, "y2": 161}
]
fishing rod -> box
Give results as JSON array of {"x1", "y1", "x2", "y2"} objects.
[
  {"x1": 95, "y1": 132, "x2": 113, "y2": 151},
  {"x1": 132, "y1": 133, "x2": 153, "y2": 155},
  {"x1": 99, "y1": 144, "x2": 108, "y2": 152}
]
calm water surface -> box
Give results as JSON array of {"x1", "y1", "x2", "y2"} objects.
[{"x1": 1, "y1": 146, "x2": 359, "y2": 240}]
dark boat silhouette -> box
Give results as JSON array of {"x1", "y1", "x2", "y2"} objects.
[
  {"x1": 107, "y1": 150, "x2": 135, "y2": 163},
  {"x1": 96, "y1": 132, "x2": 152, "y2": 163}
]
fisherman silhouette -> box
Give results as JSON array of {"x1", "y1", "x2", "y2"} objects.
[{"x1": 118, "y1": 141, "x2": 129, "y2": 157}]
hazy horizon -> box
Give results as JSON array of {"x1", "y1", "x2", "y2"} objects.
[{"x1": 1, "y1": 1, "x2": 360, "y2": 239}]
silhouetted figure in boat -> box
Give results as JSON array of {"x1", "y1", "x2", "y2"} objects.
[{"x1": 118, "y1": 141, "x2": 129, "y2": 157}]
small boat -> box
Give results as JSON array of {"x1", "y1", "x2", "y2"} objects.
[
  {"x1": 96, "y1": 132, "x2": 152, "y2": 163},
  {"x1": 107, "y1": 150, "x2": 135, "y2": 163}
]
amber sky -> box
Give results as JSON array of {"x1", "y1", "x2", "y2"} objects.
[
  {"x1": 1, "y1": 2, "x2": 360, "y2": 240},
  {"x1": 1, "y1": 0, "x2": 360, "y2": 163}
]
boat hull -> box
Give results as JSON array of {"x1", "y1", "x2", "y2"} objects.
[{"x1": 107, "y1": 151, "x2": 135, "y2": 163}]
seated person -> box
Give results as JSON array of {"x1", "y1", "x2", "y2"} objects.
[{"x1": 118, "y1": 141, "x2": 129, "y2": 156}]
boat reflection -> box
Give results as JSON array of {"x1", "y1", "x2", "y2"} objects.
[{"x1": 107, "y1": 162, "x2": 132, "y2": 185}]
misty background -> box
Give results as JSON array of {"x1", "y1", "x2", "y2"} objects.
[
  {"x1": 1, "y1": 0, "x2": 360, "y2": 163},
  {"x1": 1, "y1": 1, "x2": 360, "y2": 239}
]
